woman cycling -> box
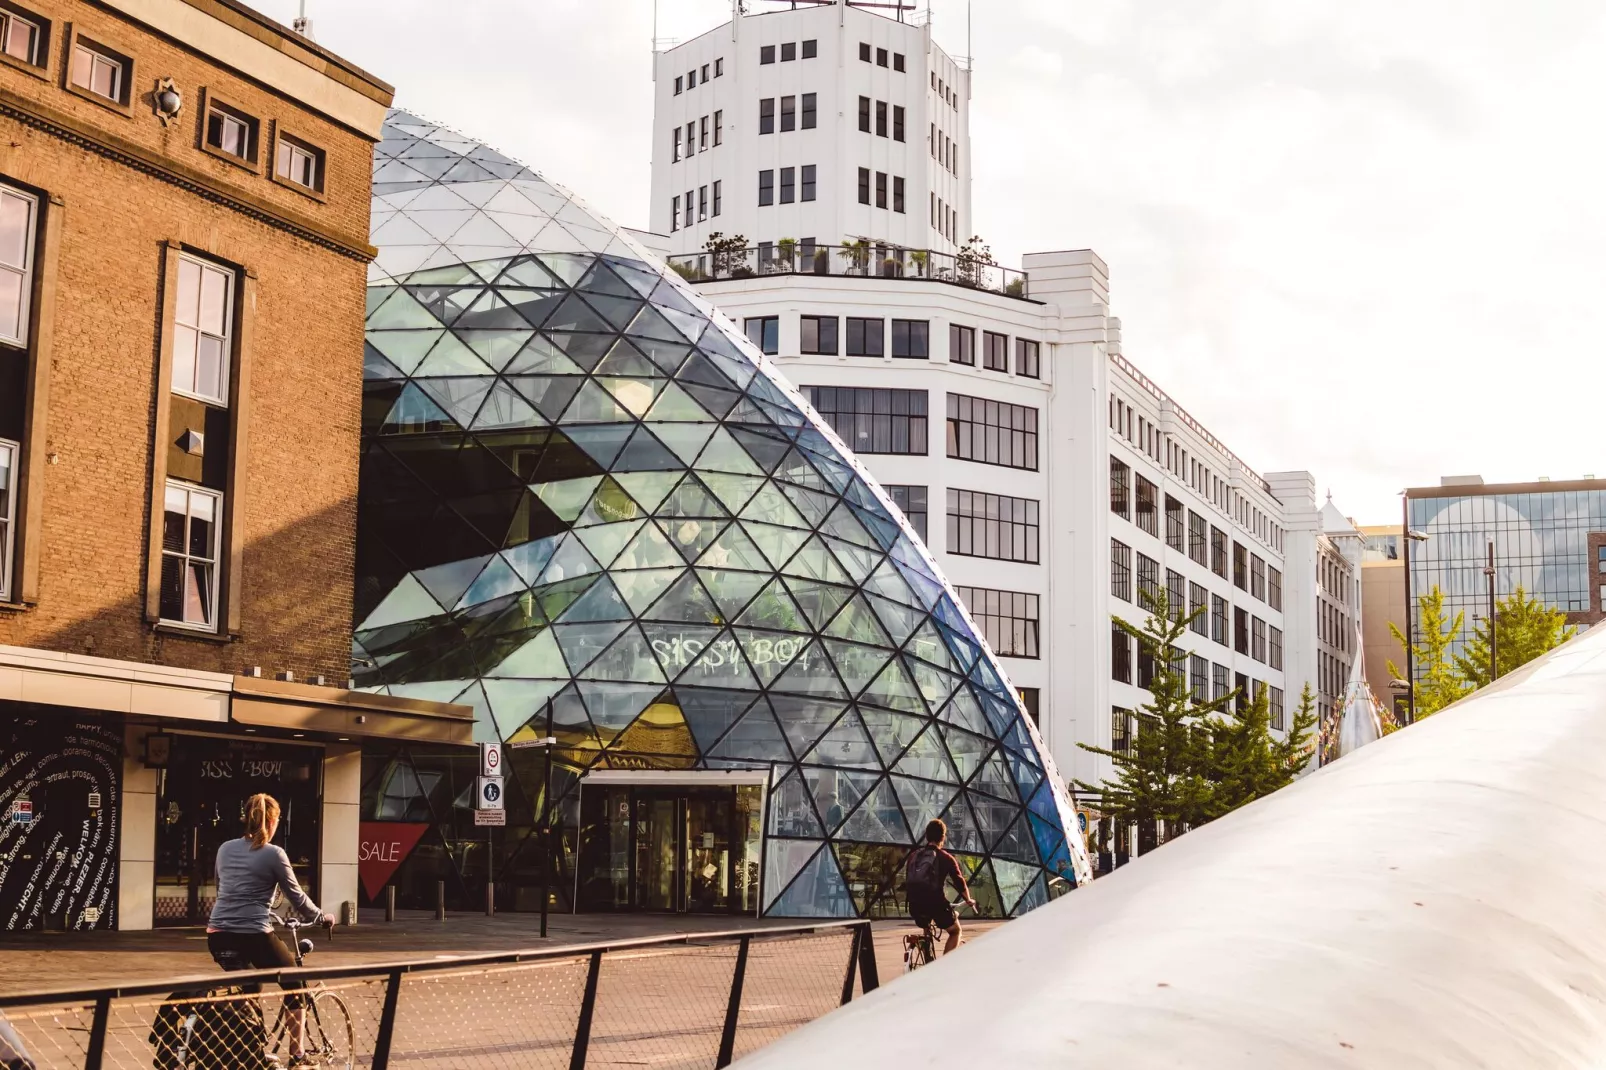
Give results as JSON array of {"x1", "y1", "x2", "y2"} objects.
[{"x1": 207, "y1": 793, "x2": 332, "y2": 1065}]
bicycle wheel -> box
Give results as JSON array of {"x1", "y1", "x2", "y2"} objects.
[{"x1": 306, "y1": 989, "x2": 356, "y2": 1070}]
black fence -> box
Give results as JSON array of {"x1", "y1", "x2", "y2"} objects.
[
  {"x1": 0, "y1": 921, "x2": 877, "y2": 1070},
  {"x1": 668, "y1": 245, "x2": 1032, "y2": 300}
]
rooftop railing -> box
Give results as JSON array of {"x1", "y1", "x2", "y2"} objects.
[{"x1": 669, "y1": 244, "x2": 1032, "y2": 301}]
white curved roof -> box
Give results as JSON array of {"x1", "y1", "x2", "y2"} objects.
[{"x1": 735, "y1": 624, "x2": 1606, "y2": 1067}]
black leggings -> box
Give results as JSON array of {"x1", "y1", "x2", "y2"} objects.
[{"x1": 207, "y1": 931, "x2": 302, "y2": 992}]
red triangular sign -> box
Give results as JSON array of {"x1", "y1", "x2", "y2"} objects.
[{"x1": 358, "y1": 822, "x2": 430, "y2": 900}]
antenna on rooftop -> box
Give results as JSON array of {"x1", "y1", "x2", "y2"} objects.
[{"x1": 292, "y1": 0, "x2": 314, "y2": 39}]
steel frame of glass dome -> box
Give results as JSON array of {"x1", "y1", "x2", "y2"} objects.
[{"x1": 355, "y1": 110, "x2": 1091, "y2": 918}]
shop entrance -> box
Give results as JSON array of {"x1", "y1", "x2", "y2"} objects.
[
  {"x1": 153, "y1": 735, "x2": 323, "y2": 926},
  {"x1": 577, "y1": 775, "x2": 763, "y2": 914}
]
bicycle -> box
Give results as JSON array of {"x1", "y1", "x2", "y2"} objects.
[
  {"x1": 903, "y1": 899, "x2": 975, "y2": 972},
  {"x1": 155, "y1": 913, "x2": 354, "y2": 1069}
]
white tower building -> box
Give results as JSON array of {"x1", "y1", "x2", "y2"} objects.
[
  {"x1": 651, "y1": 0, "x2": 971, "y2": 260},
  {"x1": 647, "y1": 1, "x2": 1350, "y2": 865}
]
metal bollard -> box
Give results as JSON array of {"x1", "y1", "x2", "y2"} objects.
[
  {"x1": 485, "y1": 880, "x2": 495, "y2": 917},
  {"x1": 435, "y1": 880, "x2": 446, "y2": 922},
  {"x1": 385, "y1": 884, "x2": 396, "y2": 923}
]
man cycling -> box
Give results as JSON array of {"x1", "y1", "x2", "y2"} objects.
[{"x1": 905, "y1": 818, "x2": 977, "y2": 955}]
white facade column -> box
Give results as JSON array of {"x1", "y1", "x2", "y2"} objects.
[
  {"x1": 320, "y1": 744, "x2": 362, "y2": 923},
  {"x1": 1267, "y1": 471, "x2": 1320, "y2": 709},
  {"x1": 118, "y1": 723, "x2": 158, "y2": 931}
]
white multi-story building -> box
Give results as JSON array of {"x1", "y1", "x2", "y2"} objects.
[{"x1": 647, "y1": 1, "x2": 1354, "y2": 848}]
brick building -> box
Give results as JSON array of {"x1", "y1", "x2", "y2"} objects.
[{"x1": 0, "y1": 0, "x2": 469, "y2": 932}]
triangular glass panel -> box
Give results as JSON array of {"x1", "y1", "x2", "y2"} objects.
[
  {"x1": 939, "y1": 793, "x2": 986, "y2": 855},
  {"x1": 734, "y1": 578, "x2": 806, "y2": 632},
  {"x1": 892, "y1": 726, "x2": 960, "y2": 784},
  {"x1": 676, "y1": 628, "x2": 762, "y2": 691},
  {"x1": 560, "y1": 379, "x2": 632, "y2": 423},
  {"x1": 630, "y1": 337, "x2": 693, "y2": 376},
  {"x1": 573, "y1": 518, "x2": 644, "y2": 569},
  {"x1": 970, "y1": 750, "x2": 1017, "y2": 801},
  {"x1": 643, "y1": 380, "x2": 709, "y2": 422},
  {"x1": 578, "y1": 681, "x2": 665, "y2": 735},
  {"x1": 711, "y1": 696, "x2": 792, "y2": 761},
  {"x1": 471, "y1": 382, "x2": 543, "y2": 429},
  {"x1": 535, "y1": 574, "x2": 599, "y2": 629},
  {"x1": 577, "y1": 624, "x2": 667, "y2": 683},
  {"x1": 818, "y1": 639, "x2": 888, "y2": 696},
  {"x1": 838, "y1": 778, "x2": 912, "y2": 844},
  {"x1": 593, "y1": 338, "x2": 658, "y2": 378},
  {"x1": 613, "y1": 471, "x2": 681, "y2": 513},
  {"x1": 696, "y1": 426, "x2": 765, "y2": 475},
  {"x1": 416, "y1": 377, "x2": 492, "y2": 427},
  {"x1": 455, "y1": 329, "x2": 534, "y2": 372},
  {"x1": 580, "y1": 293, "x2": 645, "y2": 332},
  {"x1": 941, "y1": 686, "x2": 992, "y2": 737},
  {"x1": 804, "y1": 709, "x2": 880, "y2": 769},
  {"x1": 598, "y1": 376, "x2": 663, "y2": 419},
  {"x1": 762, "y1": 840, "x2": 823, "y2": 911},
  {"x1": 781, "y1": 536, "x2": 851, "y2": 585},
  {"x1": 638, "y1": 621, "x2": 720, "y2": 677},
  {"x1": 358, "y1": 573, "x2": 444, "y2": 631},
  {"x1": 858, "y1": 708, "x2": 926, "y2": 766},
  {"x1": 640, "y1": 569, "x2": 722, "y2": 623},
  {"x1": 767, "y1": 694, "x2": 846, "y2": 758},
  {"x1": 744, "y1": 522, "x2": 811, "y2": 571},
  {"x1": 541, "y1": 293, "x2": 613, "y2": 334},
  {"x1": 537, "y1": 535, "x2": 600, "y2": 584},
  {"x1": 785, "y1": 579, "x2": 856, "y2": 631},
  {"x1": 369, "y1": 287, "x2": 442, "y2": 330},
  {"x1": 861, "y1": 657, "x2": 927, "y2": 715},
  {"x1": 506, "y1": 375, "x2": 583, "y2": 422},
  {"x1": 651, "y1": 422, "x2": 717, "y2": 466},
  {"x1": 696, "y1": 524, "x2": 770, "y2": 572},
  {"x1": 767, "y1": 638, "x2": 845, "y2": 696},
  {"x1": 820, "y1": 538, "x2": 879, "y2": 585},
  {"x1": 560, "y1": 424, "x2": 634, "y2": 470},
  {"x1": 891, "y1": 776, "x2": 960, "y2": 839},
  {"x1": 940, "y1": 725, "x2": 991, "y2": 780},
  {"x1": 612, "y1": 521, "x2": 682, "y2": 570},
  {"x1": 700, "y1": 473, "x2": 764, "y2": 514},
  {"x1": 680, "y1": 381, "x2": 742, "y2": 420},
  {"x1": 991, "y1": 818, "x2": 1041, "y2": 867},
  {"x1": 612, "y1": 426, "x2": 683, "y2": 471},
  {"x1": 904, "y1": 656, "x2": 962, "y2": 711},
  {"x1": 863, "y1": 558, "x2": 920, "y2": 607},
  {"x1": 738, "y1": 482, "x2": 808, "y2": 528},
  {"x1": 903, "y1": 619, "x2": 958, "y2": 673},
  {"x1": 368, "y1": 328, "x2": 443, "y2": 376},
  {"x1": 414, "y1": 553, "x2": 494, "y2": 610},
  {"x1": 823, "y1": 594, "x2": 892, "y2": 647},
  {"x1": 534, "y1": 475, "x2": 602, "y2": 522},
  {"x1": 662, "y1": 517, "x2": 726, "y2": 563},
  {"x1": 552, "y1": 619, "x2": 630, "y2": 675},
  {"x1": 801, "y1": 768, "x2": 878, "y2": 837},
  {"x1": 503, "y1": 536, "x2": 560, "y2": 585},
  {"x1": 816, "y1": 503, "x2": 878, "y2": 550},
  {"x1": 656, "y1": 475, "x2": 727, "y2": 519},
  {"x1": 696, "y1": 568, "x2": 771, "y2": 619},
  {"x1": 483, "y1": 677, "x2": 568, "y2": 740},
  {"x1": 677, "y1": 688, "x2": 758, "y2": 752},
  {"x1": 766, "y1": 774, "x2": 824, "y2": 840},
  {"x1": 554, "y1": 575, "x2": 632, "y2": 623},
  {"x1": 613, "y1": 567, "x2": 685, "y2": 613},
  {"x1": 486, "y1": 628, "x2": 565, "y2": 679},
  {"x1": 454, "y1": 555, "x2": 524, "y2": 610},
  {"x1": 505, "y1": 335, "x2": 584, "y2": 376}
]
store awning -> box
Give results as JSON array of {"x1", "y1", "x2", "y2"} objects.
[{"x1": 230, "y1": 677, "x2": 474, "y2": 745}]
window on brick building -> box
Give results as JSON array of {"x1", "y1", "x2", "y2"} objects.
[
  {"x1": 275, "y1": 132, "x2": 326, "y2": 195},
  {"x1": 160, "y1": 482, "x2": 221, "y2": 630},
  {"x1": 0, "y1": 439, "x2": 14, "y2": 601},
  {"x1": 70, "y1": 37, "x2": 128, "y2": 105},
  {"x1": 204, "y1": 96, "x2": 259, "y2": 165},
  {"x1": 0, "y1": 6, "x2": 43, "y2": 67},
  {"x1": 171, "y1": 254, "x2": 234, "y2": 406},
  {"x1": 0, "y1": 185, "x2": 36, "y2": 347}
]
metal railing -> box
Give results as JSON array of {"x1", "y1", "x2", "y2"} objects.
[
  {"x1": 0, "y1": 920, "x2": 877, "y2": 1070},
  {"x1": 669, "y1": 245, "x2": 1032, "y2": 300}
]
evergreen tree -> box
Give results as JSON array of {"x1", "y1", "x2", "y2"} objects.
[
  {"x1": 1452, "y1": 585, "x2": 1574, "y2": 688},
  {"x1": 1076, "y1": 590, "x2": 1230, "y2": 850},
  {"x1": 1207, "y1": 681, "x2": 1318, "y2": 817},
  {"x1": 1386, "y1": 585, "x2": 1470, "y2": 718}
]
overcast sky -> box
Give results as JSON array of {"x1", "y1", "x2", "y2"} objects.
[{"x1": 268, "y1": 0, "x2": 1606, "y2": 523}]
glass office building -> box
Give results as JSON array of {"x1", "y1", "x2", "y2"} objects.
[
  {"x1": 354, "y1": 112, "x2": 1088, "y2": 918},
  {"x1": 1406, "y1": 479, "x2": 1606, "y2": 676}
]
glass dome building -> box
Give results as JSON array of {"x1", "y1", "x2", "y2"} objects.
[{"x1": 355, "y1": 111, "x2": 1089, "y2": 918}]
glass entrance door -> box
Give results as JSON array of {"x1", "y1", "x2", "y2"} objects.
[{"x1": 579, "y1": 784, "x2": 761, "y2": 914}]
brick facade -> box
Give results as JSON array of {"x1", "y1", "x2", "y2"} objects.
[{"x1": 0, "y1": 0, "x2": 390, "y2": 682}]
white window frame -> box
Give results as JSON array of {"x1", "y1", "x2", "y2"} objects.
[
  {"x1": 0, "y1": 184, "x2": 36, "y2": 348},
  {"x1": 170, "y1": 252, "x2": 234, "y2": 406},
  {"x1": 0, "y1": 9, "x2": 40, "y2": 66},
  {"x1": 160, "y1": 481, "x2": 222, "y2": 631},
  {"x1": 0, "y1": 438, "x2": 16, "y2": 602},
  {"x1": 70, "y1": 40, "x2": 124, "y2": 102}
]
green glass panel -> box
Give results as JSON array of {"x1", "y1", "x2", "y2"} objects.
[
  {"x1": 504, "y1": 335, "x2": 584, "y2": 375},
  {"x1": 738, "y1": 482, "x2": 808, "y2": 528},
  {"x1": 485, "y1": 628, "x2": 564, "y2": 679},
  {"x1": 680, "y1": 381, "x2": 742, "y2": 420},
  {"x1": 781, "y1": 536, "x2": 851, "y2": 585},
  {"x1": 357, "y1": 573, "x2": 444, "y2": 631},
  {"x1": 656, "y1": 476, "x2": 727, "y2": 519},
  {"x1": 823, "y1": 594, "x2": 892, "y2": 647},
  {"x1": 802, "y1": 767, "x2": 878, "y2": 835},
  {"x1": 939, "y1": 687, "x2": 991, "y2": 737},
  {"x1": 413, "y1": 554, "x2": 492, "y2": 612},
  {"x1": 904, "y1": 655, "x2": 961, "y2": 710},
  {"x1": 820, "y1": 538, "x2": 879, "y2": 584},
  {"x1": 472, "y1": 382, "x2": 543, "y2": 429},
  {"x1": 805, "y1": 710, "x2": 879, "y2": 769},
  {"x1": 903, "y1": 619, "x2": 958, "y2": 672},
  {"x1": 507, "y1": 375, "x2": 583, "y2": 422},
  {"x1": 574, "y1": 478, "x2": 643, "y2": 528},
  {"x1": 542, "y1": 293, "x2": 612, "y2": 334},
  {"x1": 552, "y1": 619, "x2": 630, "y2": 674},
  {"x1": 696, "y1": 524, "x2": 770, "y2": 572},
  {"x1": 577, "y1": 260, "x2": 637, "y2": 299},
  {"x1": 727, "y1": 427, "x2": 792, "y2": 473},
  {"x1": 583, "y1": 293, "x2": 647, "y2": 332},
  {"x1": 734, "y1": 579, "x2": 806, "y2": 632},
  {"x1": 414, "y1": 332, "x2": 494, "y2": 378},
  {"x1": 482, "y1": 677, "x2": 567, "y2": 739},
  {"x1": 767, "y1": 774, "x2": 823, "y2": 839},
  {"x1": 630, "y1": 337, "x2": 692, "y2": 375},
  {"x1": 696, "y1": 426, "x2": 765, "y2": 475},
  {"x1": 940, "y1": 725, "x2": 991, "y2": 780},
  {"x1": 778, "y1": 482, "x2": 837, "y2": 525},
  {"x1": 595, "y1": 339, "x2": 658, "y2": 379},
  {"x1": 816, "y1": 503, "x2": 879, "y2": 550},
  {"x1": 858, "y1": 708, "x2": 926, "y2": 765},
  {"x1": 456, "y1": 556, "x2": 524, "y2": 609},
  {"x1": 502, "y1": 537, "x2": 559, "y2": 586},
  {"x1": 555, "y1": 575, "x2": 631, "y2": 623},
  {"x1": 695, "y1": 568, "x2": 771, "y2": 619},
  {"x1": 892, "y1": 726, "x2": 960, "y2": 784},
  {"x1": 652, "y1": 422, "x2": 717, "y2": 466},
  {"x1": 860, "y1": 657, "x2": 927, "y2": 715},
  {"x1": 534, "y1": 574, "x2": 598, "y2": 624},
  {"x1": 662, "y1": 517, "x2": 726, "y2": 563},
  {"x1": 677, "y1": 629, "x2": 762, "y2": 690},
  {"x1": 537, "y1": 535, "x2": 599, "y2": 585},
  {"x1": 640, "y1": 570, "x2": 722, "y2": 623},
  {"x1": 818, "y1": 639, "x2": 888, "y2": 696},
  {"x1": 456, "y1": 328, "x2": 534, "y2": 371},
  {"x1": 611, "y1": 522, "x2": 682, "y2": 570},
  {"x1": 497, "y1": 257, "x2": 559, "y2": 288},
  {"x1": 534, "y1": 475, "x2": 603, "y2": 522},
  {"x1": 416, "y1": 377, "x2": 492, "y2": 426},
  {"x1": 613, "y1": 567, "x2": 685, "y2": 613},
  {"x1": 700, "y1": 473, "x2": 765, "y2": 515},
  {"x1": 863, "y1": 559, "x2": 920, "y2": 607},
  {"x1": 643, "y1": 380, "x2": 710, "y2": 422},
  {"x1": 578, "y1": 625, "x2": 668, "y2": 683},
  {"x1": 598, "y1": 376, "x2": 663, "y2": 418},
  {"x1": 785, "y1": 579, "x2": 855, "y2": 631},
  {"x1": 712, "y1": 698, "x2": 793, "y2": 762},
  {"x1": 613, "y1": 471, "x2": 681, "y2": 513},
  {"x1": 744, "y1": 522, "x2": 811, "y2": 571},
  {"x1": 772, "y1": 449, "x2": 832, "y2": 492},
  {"x1": 369, "y1": 287, "x2": 441, "y2": 329},
  {"x1": 839, "y1": 778, "x2": 911, "y2": 844},
  {"x1": 622, "y1": 303, "x2": 686, "y2": 343},
  {"x1": 560, "y1": 379, "x2": 632, "y2": 423},
  {"x1": 368, "y1": 328, "x2": 443, "y2": 374},
  {"x1": 890, "y1": 776, "x2": 959, "y2": 841},
  {"x1": 971, "y1": 750, "x2": 1016, "y2": 801},
  {"x1": 381, "y1": 383, "x2": 459, "y2": 433}
]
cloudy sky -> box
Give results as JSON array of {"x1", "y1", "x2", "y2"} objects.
[{"x1": 266, "y1": 0, "x2": 1606, "y2": 522}]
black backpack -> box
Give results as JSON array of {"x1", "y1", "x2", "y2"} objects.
[
  {"x1": 905, "y1": 847, "x2": 945, "y2": 898},
  {"x1": 149, "y1": 986, "x2": 272, "y2": 1070}
]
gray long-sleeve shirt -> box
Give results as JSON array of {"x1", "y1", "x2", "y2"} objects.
[{"x1": 208, "y1": 838, "x2": 323, "y2": 934}]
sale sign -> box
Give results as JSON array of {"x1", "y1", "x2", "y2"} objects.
[{"x1": 357, "y1": 822, "x2": 429, "y2": 900}]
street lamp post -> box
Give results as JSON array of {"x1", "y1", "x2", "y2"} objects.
[{"x1": 1484, "y1": 540, "x2": 1498, "y2": 683}]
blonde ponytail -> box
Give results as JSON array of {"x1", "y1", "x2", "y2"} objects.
[{"x1": 244, "y1": 793, "x2": 280, "y2": 849}]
